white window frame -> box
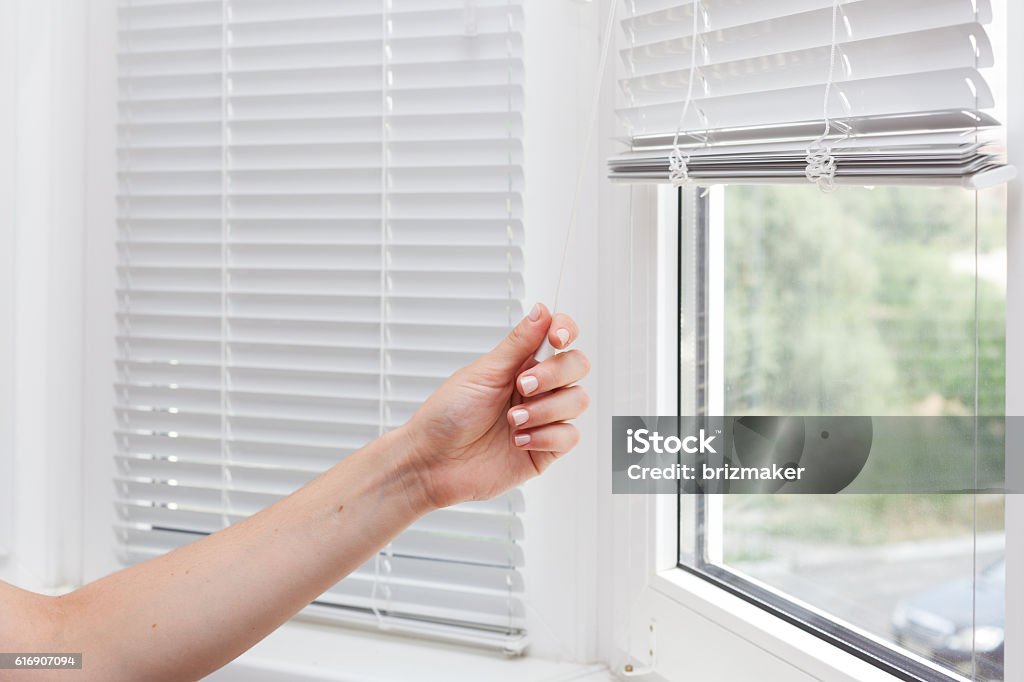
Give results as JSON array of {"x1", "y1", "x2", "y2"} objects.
[
  {"x1": 79, "y1": 0, "x2": 608, "y2": 676},
  {"x1": 600, "y1": 4, "x2": 1023, "y2": 679},
  {"x1": 1003, "y1": 0, "x2": 1024, "y2": 675},
  {"x1": 602, "y1": 182, "x2": 1024, "y2": 682},
  {"x1": 0, "y1": 0, "x2": 87, "y2": 593}
]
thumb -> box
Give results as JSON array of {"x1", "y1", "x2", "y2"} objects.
[{"x1": 483, "y1": 303, "x2": 550, "y2": 374}]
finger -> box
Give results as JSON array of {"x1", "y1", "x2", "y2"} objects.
[
  {"x1": 483, "y1": 303, "x2": 551, "y2": 374},
  {"x1": 516, "y1": 349, "x2": 590, "y2": 398},
  {"x1": 547, "y1": 313, "x2": 579, "y2": 350},
  {"x1": 513, "y1": 422, "x2": 580, "y2": 453},
  {"x1": 507, "y1": 386, "x2": 589, "y2": 429}
]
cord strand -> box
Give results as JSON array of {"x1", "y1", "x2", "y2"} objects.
[
  {"x1": 668, "y1": 2, "x2": 704, "y2": 188},
  {"x1": 805, "y1": 0, "x2": 841, "y2": 191},
  {"x1": 550, "y1": 0, "x2": 619, "y2": 311}
]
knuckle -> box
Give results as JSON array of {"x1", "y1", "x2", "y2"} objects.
[
  {"x1": 576, "y1": 387, "x2": 591, "y2": 412},
  {"x1": 570, "y1": 349, "x2": 591, "y2": 375},
  {"x1": 508, "y1": 322, "x2": 529, "y2": 347}
]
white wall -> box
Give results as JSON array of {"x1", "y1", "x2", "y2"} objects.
[
  {"x1": 0, "y1": 0, "x2": 18, "y2": 558},
  {"x1": 0, "y1": 0, "x2": 88, "y2": 593}
]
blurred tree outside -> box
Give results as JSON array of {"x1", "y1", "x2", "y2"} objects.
[{"x1": 718, "y1": 184, "x2": 1007, "y2": 553}]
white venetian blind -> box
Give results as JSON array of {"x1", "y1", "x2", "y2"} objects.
[
  {"x1": 115, "y1": 0, "x2": 527, "y2": 651},
  {"x1": 610, "y1": 0, "x2": 1014, "y2": 186}
]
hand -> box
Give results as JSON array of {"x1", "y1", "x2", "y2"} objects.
[{"x1": 400, "y1": 304, "x2": 590, "y2": 510}]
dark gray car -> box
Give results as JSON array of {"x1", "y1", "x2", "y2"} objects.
[{"x1": 891, "y1": 558, "x2": 1004, "y2": 680}]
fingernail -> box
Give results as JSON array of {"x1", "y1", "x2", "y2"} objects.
[
  {"x1": 527, "y1": 303, "x2": 542, "y2": 321},
  {"x1": 511, "y1": 409, "x2": 529, "y2": 426},
  {"x1": 556, "y1": 328, "x2": 570, "y2": 346},
  {"x1": 519, "y1": 375, "x2": 539, "y2": 395},
  {"x1": 515, "y1": 433, "x2": 531, "y2": 447}
]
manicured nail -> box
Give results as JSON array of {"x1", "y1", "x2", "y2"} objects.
[
  {"x1": 556, "y1": 329, "x2": 570, "y2": 347},
  {"x1": 527, "y1": 303, "x2": 542, "y2": 321},
  {"x1": 515, "y1": 433, "x2": 531, "y2": 447},
  {"x1": 519, "y1": 375, "x2": 538, "y2": 395},
  {"x1": 511, "y1": 409, "x2": 529, "y2": 426}
]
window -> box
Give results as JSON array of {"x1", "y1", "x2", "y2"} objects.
[
  {"x1": 677, "y1": 183, "x2": 1007, "y2": 682},
  {"x1": 114, "y1": 0, "x2": 526, "y2": 651},
  {"x1": 609, "y1": 0, "x2": 1013, "y2": 678}
]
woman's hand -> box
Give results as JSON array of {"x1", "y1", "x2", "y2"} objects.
[{"x1": 400, "y1": 303, "x2": 590, "y2": 510}]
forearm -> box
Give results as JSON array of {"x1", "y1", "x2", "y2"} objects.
[{"x1": 40, "y1": 427, "x2": 430, "y2": 682}]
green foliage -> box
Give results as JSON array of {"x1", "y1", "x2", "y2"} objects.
[
  {"x1": 722, "y1": 184, "x2": 1006, "y2": 417},
  {"x1": 717, "y1": 184, "x2": 1007, "y2": 553}
]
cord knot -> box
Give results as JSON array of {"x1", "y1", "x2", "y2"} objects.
[
  {"x1": 668, "y1": 148, "x2": 691, "y2": 188},
  {"x1": 805, "y1": 139, "x2": 837, "y2": 192}
]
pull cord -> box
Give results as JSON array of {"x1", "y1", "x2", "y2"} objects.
[
  {"x1": 545, "y1": 0, "x2": 620, "y2": 319},
  {"x1": 805, "y1": 0, "x2": 842, "y2": 191},
  {"x1": 668, "y1": 1, "x2": 705, "y2": 188}
]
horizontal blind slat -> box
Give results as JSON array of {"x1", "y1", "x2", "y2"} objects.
[
  {"x1": 619, "y1": 67, "x2": 993, "y2": 137},
  {"x1": 619, "y1": 23, "x2": 992, "y2": 107}
]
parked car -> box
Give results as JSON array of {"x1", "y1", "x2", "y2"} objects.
[{"x1": 892, "y1": 558, "x2": 1004, "y2": 680}]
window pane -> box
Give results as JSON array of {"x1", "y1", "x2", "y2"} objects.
[{"x1": 687, "y1": 184, "x2": 1006, "y2": 680}]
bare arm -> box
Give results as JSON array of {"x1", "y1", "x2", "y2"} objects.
[{"x1": 0, "y1": 304, "x2": 589, "y2": 682}]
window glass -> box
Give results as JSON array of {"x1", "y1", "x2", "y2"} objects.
[{"x1": 682, "y1": 184, "x2": 1007, "y2": 681}]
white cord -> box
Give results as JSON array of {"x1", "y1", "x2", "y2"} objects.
[
  {"x1": 549, "y1": 0, "x2": 620, "y2": 314},
  {"x1": 668, "y1": 2, "x2": 704, "y2": 188},
  {"x1": 531, "y1": 0, "x2": 618, "y2": 364},
  {"x1": 805, "y1": 0, "x2": 841, "y2": 191}
]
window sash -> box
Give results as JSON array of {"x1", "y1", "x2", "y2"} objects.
[{"x1": 676, "y1": 185, "x2": 991, "y2": 682}]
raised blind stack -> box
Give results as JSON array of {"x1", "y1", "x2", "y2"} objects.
[{"x1": 610, "y1": 0, "x2": 1012, "y2": 186}]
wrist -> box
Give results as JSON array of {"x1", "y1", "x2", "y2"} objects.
[{"x1": 385, "y1": 423, "x2": 439, "y2": 517}]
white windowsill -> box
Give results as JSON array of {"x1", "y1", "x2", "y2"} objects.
[
  {"x1": 202, "y1": 620, "x2": 611, "y2": 682},
  {"x1": 647, "y1": 566, "x2": 968, "y2": 682}
]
